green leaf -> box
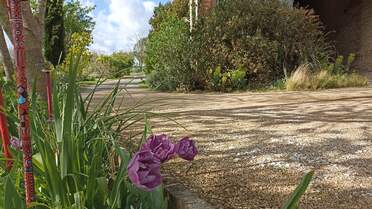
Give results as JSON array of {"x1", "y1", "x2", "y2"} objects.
[
  {"x1": 281, "y1": 171, "x2": 314, "y2": 209},
  {"x1": 4, "y1": 176, "x2": 26, "y2": 209}
]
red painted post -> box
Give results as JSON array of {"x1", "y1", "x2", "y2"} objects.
[
  {"x1": 6, "y1": 0, "x2": 36, "y2": 206},
  {"x1": 0, "y1": 87, "x2": 13, "y2": 170}
]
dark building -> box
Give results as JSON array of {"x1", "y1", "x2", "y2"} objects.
[{"x1": 295, "y1": 0, "x2": 372, "y2": 78}]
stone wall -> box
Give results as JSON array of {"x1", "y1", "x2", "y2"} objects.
[{"x1": 359, "y1": 0, "x2": 372, "y2": 78}]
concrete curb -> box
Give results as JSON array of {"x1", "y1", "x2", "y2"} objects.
[{"x1": 165, "y1": 182, "x2": 215, "y2": 209}]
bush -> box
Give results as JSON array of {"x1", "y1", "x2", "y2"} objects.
[
  {"x1": 144, "y1": 0, "x2": 333, "y2": 91},
  {"x1": 321, "y1": 53, "x2": 356, "y2": 74},
  {"x1": 195, "y1": 0, "x2": 332, "y2": 86},
  {"x1": 81, "y1": 52, "x2": 111, "y2": 80},
  {"x1": 146, "y1": 70, "x2": 177, "y2": 91},
  {"x1": 145, "y1": 15, "x2": 197, "y2": 91},
  {"x1": 98, "y1": 52, "x2": 134, "y2": 79},
  {"x1": 208, "y1": 66, "x2": 247, "y2": 91}
]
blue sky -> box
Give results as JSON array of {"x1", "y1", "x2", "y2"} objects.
[{"x1": 81, "y1": 0, "x2": 170, "y2": 54}]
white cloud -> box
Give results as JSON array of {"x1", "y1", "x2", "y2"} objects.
[
  {"x1": 91, "y1": 0, "x2": 158, "y2": 54},
  {"x1": 80, "y1": 0, "x2": 95, "y2": 8}
]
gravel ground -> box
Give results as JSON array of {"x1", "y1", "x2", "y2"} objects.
[{"x1": 87, "y1": 81, "x2": 372, "y2": 209}]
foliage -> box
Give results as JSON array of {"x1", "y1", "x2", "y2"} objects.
[
  {"x1": 81, "y1": 52, "x2": 135, "y2": 81},
  {"x1": 98, "y1": 52, "x2": 135, "y2": 78},
  {"x1": 146, "y1": 70, "x2": 177, "y2": 91},
  {"x1": 44, "y1": 0, "x2": 65, "y2": 66},
  {"x1": 81, "y1": 52, "x2": 111, "y2": 80},
  {"x1": 62, "y1": 32, "x2": 92, "y2": 78},
  {"x1": 208, "y1": 66, "x2": 247, "y2": 91},
  {"x1": 145, "y1": 15, "x2": 198, "y2": 91},
  {"x1": 149, "y1": 0, "x2": 189, "y2": 32},
  {"x1": 321, "y1": 53, "x2": 356, "y2": 74},
  {"x1": 144, "y1": 0, "x2": 333, "y2": 91},
  {"x1": 0, "y1": 52, "x2": 168, "y2": 209},
  {"x1": 231, "y1": 67, "x2": 247, "y2": 90},
  {"x1": 64, "y1": 0, "x2": 95, "y2": 47},
  {"x1": 144, "y1": 0, "x2": 210, "y2": 91},
  {"x1": 195, "y1": 0, "x2": 332, "y2": 86}
]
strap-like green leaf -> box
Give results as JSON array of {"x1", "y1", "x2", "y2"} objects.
[{"x1": 281, "y1": 170, "x2": 314, "y2": 209}]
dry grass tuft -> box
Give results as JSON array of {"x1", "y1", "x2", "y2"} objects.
[
  {"x1": 286, "y1": 65, "x2": 368, "y2": 91},
  {"x1": 286, "y1": 64, "x2": 312, "y2": 90}
]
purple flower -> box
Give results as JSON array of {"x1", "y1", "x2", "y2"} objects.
[
  {"x1": 127, "y1": 149, "x2": 162, "y2": 191},
  {"x1": 175, "y1": 137, "x2": 198, "y2": 161},
  {"x1": 142, "y1": 134, "x2": 176, "y2": 163}
]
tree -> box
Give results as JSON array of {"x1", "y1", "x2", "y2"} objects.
[
  {"x1": 133, "y1": 38, "x2": 146, "y2": 71},
  {"x1": 44, "y1": 0, "x2": 65, "y2": 66},
  {"x1": 145, "y1": 16, "x2": 195, "y2": 90},
  {"x1": 149, "y1": 0, "x2": 188, "y2": 32},
  {"x1": 64, "y1": 0, "x2": 95, "y2": 47},
  {"x1": 0, "y1": 0, "x2": 47, "y2": 98},
  {"x1": 98, "y1": 52, "x2": 134, "y2": 78}
]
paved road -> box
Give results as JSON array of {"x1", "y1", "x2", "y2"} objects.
[{"x1": 88, "y1": 80, "x2": 372, "y2": 209}]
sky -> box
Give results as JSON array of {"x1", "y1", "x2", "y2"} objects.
[{"x1": 81, "y1": 0, "x2": 170, "y2": 54}]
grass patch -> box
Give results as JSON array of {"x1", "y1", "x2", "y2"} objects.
[
  {"x1": 286, "y1": 64, "x2": 368, "y2": 91},
  {"x1": 79, "y1": 79, "x2": 99, "y2": 85}
]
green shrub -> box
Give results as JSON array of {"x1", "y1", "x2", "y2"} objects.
[
  {"x1": 81, "y1": 52, "x2": 111, "y2": 80},
  {"x1": 98, "y1": 52, "x2": 134, "y2": 79},
  {"x1": 195, "y1": 0, "x2": 331, "y2": 85},
  {"x1": 208, "y1": 66, "x2": 247, "y2": 91},
  {"x1": 146, "y1": 70, "x2": 177, "y2": 91},
  {"x1": 322, "y1": 53, "x2": 356, "y2": 74},
  {"x1": 231, "y1": 67, "x2": 247, "y2": 90},
  {"x1": 145, "y1": 15, "x2": 196, "y2": 91},
  {"x1": 209, "y1": 66, "x2": 222, "y2": 91}
]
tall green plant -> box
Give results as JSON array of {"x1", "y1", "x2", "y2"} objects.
[{"x1": 1, "y1": 52, "x2": 167, "y2": 209}]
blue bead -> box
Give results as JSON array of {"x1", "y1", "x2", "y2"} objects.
[{"x1": 18, "y1": 95, "x2": 26, "y2": 104}]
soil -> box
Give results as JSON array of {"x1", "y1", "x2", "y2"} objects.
[{"x1": 86, "y1": 80, "x2": 372, "y2": 209}]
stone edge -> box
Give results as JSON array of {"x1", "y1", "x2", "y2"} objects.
[{"x1": 165, "y1": 183, "x2": 215, "y2": 209}]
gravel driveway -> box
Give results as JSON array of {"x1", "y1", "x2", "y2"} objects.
[{"x1": 88, "y1": 81, "x2": 372, "y2": 209}]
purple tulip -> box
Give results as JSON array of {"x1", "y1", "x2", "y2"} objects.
[
  {"x1": 142, "y1": 134, "x2": 176, "y2": 163},
  {"x1": 175, "y1": 137, "x2": 198, "y2": 161},
  {"x1": 127, "y1": 149, "x2": 162, "y2": 191}
]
